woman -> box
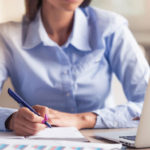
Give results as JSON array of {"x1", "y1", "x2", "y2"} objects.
[{"x1": 0, "y1": 0, "x2": 149, "y2": 136}]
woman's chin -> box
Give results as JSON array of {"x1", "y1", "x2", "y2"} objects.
[
  {"x1": 60, "y1": 0, "x2": 83, "y2": 11},
  {"x1": 61, "y1": 5, "x2": 79, "y2": 12},
  {"x1": 65, "y1": 0, "x2": 80, "y2": 2}
]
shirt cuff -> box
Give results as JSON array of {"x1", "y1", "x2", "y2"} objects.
[
  {"x1": 92, "y1": 109, "x2": 107, "y2": 128},
  {"x1": 0, "y1": 107, "x2": 17, "y2": 131},
  {"x1": 92, "y1": 109, "x2": 139, "y2": 129}
]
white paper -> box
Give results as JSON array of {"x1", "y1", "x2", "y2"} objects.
[
  {"x1": 0, "y1": 131, "x2": 24, "y2": 139},
  {"x1": 27, "y1": 127, "x2": 84, "y2": 139},
  {"x1": 0, "y1": 127, "x2": 86, "y2": 141},
  {"x1": 0, "y1": 139, "x2": 122, "y2": 150}
]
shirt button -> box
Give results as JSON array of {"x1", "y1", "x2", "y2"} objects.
[
  {"x1": 63, "y1": 70, "x2": 68, "y2": 75},
  {"x1": 66, "y1": 92, "x2": 71, "y2": 97}
]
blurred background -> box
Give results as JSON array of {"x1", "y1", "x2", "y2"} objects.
[
  {"x1": 0, "y1": 0, "x2": 150, "y2": 108},
  {"x1": 91, "y1": 0, "x2": 150, "y2": 60}
]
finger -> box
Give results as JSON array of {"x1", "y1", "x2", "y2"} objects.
[
  {"x1": 14, "y1": 117, "x2": 46, "y2": 136},
  {"x1": 10, "y1": 109, "x2": 46, "y2": 136},
  {"x1": 33, "y1": 106, "x2": 52, "y2": 125},
  {"x1": 14, "y1": 123, "x2": 39, "y2": 136},
  {"x1": 18, "y1": 107, "x2": 44, "y2": 123},
  {"x1": 12, "y1": 118, "x2": 35, "y2": 136},
  {"x1": 48, "y1": 109, "x2": 61, "y2": 119},
  {"x1": 33, "y1": 105, "x2": 49, "y2": 118},
  {"x1": 18, "y1": 116, "x2": 46, "y2": 131}
]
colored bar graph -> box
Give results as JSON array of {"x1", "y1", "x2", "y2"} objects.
[
  {"x1": 32, "y1": 145, "x2": 46, "y2": 150},
  {"x1": 0, "y1": 144, "x2": 105, "y2": 150},
  {"x1": 14, "y1": 145, "x2": 27, "y2": 150},
  {"x1": 0, "y1": 144, "x2": 8, "y2": 150},
  {"x1": 48, "y1": 146, "x2": 65, "y2": 150},
  {"x1": 75, "y1": 148, "x2": 83, "y2": 150},
  {"x1": 54, "y1": 146, "x2": 65, "y2": 150},
  {"x1": 72, "y1": 147, "x2": 83, "y2": 150}
]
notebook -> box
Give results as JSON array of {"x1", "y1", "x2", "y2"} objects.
[{"x1": 0, "y1": 127, "x2": 87, "y2": 142}]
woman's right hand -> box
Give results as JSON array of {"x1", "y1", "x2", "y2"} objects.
[{"x1": 7, "y1": 107, "x2": 47, "y2": 136}]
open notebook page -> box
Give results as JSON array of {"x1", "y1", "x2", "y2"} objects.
[
  {"x1": 0, "y1": 127, "x2": 87, "y2": 141},
  {"x1": 26, "y1": 127, "x2": 87, "y2": 141}
]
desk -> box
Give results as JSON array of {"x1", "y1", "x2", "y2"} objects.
[{"x1": 80, "y1": 128, "x2": 150, "y2": 150}]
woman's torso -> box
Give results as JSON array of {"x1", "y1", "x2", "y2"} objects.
[{"x1": 0, "y1": 7, "x2": 127, "y2": 113}]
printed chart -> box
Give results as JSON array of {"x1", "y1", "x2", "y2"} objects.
[
  {"x1": 0, "y1": 144, "x2": 102, "y2": 150},
  {"x1": 0, "y1": 139, "x2": 121, "y2": 150}
]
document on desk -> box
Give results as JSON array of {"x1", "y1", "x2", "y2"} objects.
[
  {"x1": 27, "y1": 127, "x2": 87, "y2": 141},
  {"x1": 0, "y1": 127, "x2": 87, "y2": 141},
  {"x1": 0, "y1": 139, "x2": 122, "y2": 150}
]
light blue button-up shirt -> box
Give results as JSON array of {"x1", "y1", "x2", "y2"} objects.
[{"x1": 0, "y1": 7, "x2": 149, "y2": 130}]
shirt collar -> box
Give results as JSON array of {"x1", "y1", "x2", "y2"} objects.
[
  {"x1": 22, "y1": 8, "x2": 91, "y2": 51},
  {"x1": 69, "y1": 8, "x2": 91, "y2": 51},
  {"x1": 22, "y1": 11, "x2": 41, "y2": 50}
]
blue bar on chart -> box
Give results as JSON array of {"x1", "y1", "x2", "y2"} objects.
[
  {"x1": 32, "y1": 145, "x2": 47, "y2": 150},
  {"x1": 0, "y1": 144, "x2": 8, "y2": 150},
  {"x1": 47, "y1": 146, "x2": 102, "y2": 150},
  {"x1": 73, "y1": 148, "x2": 83, "y2": 150},
  {"x1": 0, "y1": 144, "x2": 104, "y2": 150},
  {"x1": 71, "y1": 147, "x2": 83, "y2": 150},
  {"x1": 51, "y1": 146, "x2": 65, "y2": 150},
  {"x1": 14, "y1": 145, "x2": 27, "y2": 150},
  {"x1": 47, "y1": 146, "x2": 65, "y2": 150}
]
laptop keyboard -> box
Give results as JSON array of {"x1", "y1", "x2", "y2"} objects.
[{"x1": 119, "y1": 136, "x2": 136, "y2": 141}]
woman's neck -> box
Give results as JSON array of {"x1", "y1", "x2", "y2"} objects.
[{"x1": 41, "y1": 2, "x2": 75, "y2": 45}]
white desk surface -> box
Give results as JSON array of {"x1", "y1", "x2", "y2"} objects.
[{"x1": 80, "y1": 128, "x2": 150, "y2": 150}]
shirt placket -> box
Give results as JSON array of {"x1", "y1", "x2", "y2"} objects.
[{"x1": 58, "y1": 47, "x2": 77, "y2": 113}]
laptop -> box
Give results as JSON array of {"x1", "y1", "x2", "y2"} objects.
[{"x1": 95, "y1": 79, "x2": 150, "y2": 148}]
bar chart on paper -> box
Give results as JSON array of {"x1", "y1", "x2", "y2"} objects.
[
  {"x1": 0, "y1": 144, "x2": 27, "y2": 150},
  {"x1": 30, "y1": 145, "x2": 102, "y2": 150},
  {"x1": 0, "y1": 144, "x2": 8, "y2": 150},
  {"x1": 0, "y1": 139, "x2": 122, "y2": 150},
  {"x1": 0, "y1": 144, "x2": 102, "y2": 150}
]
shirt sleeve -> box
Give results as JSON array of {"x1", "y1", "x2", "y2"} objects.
[
  {"x1": 0, "y1": 33, "x2": 17, "y2": 131},
  {"x1": 93, "y1": 24, "x2": 150, "y2": 128}
]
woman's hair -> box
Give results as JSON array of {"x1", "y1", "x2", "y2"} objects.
[{"x1": 25, "y1": 0, "x2": 92, "y2": 21}]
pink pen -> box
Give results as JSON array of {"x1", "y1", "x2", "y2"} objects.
[{"x1": 42, "y1": 114, "x2": 49, "y2": 124}]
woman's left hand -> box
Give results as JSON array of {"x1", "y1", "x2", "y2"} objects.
[{"x1": 33, "y1": 105, "x2": 97, "y2": 129}]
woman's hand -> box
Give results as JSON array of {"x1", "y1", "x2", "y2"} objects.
[
  {"x1": 7, "y1": 105, "x2": 97, "y2": 136},
  {"x1": 7, "y1": 107, "x2": 46, "y2": 136},
  {"x1": 33, "y1": 105, "x2": 97, "y2": 129}
]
